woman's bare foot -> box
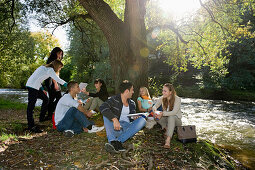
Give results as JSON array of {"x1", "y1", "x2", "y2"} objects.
[{"x1": 164, "y1": 136, "x2": 171, "y2": 148}]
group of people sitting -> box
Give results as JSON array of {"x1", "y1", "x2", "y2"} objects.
[{"x1": 25, "y1": 47, "x2": 182, "y2": 153}]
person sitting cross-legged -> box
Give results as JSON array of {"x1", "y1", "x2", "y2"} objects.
[
  {"x1": 100, "y1": 80, "x2": 146, "y2": 153},
  {"x1": 55, "y1": 81, "x2": 104, "y2": 137}
]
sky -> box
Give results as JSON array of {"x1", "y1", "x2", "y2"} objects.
[
  {"x1": 29, "y1": 18, "x2": 70, "y2": 50},
  {"x1": 158, "y1": 0, "x2": 201, "y2": 20}
]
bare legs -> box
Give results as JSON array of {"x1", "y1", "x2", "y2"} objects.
[{"x1": 157, "y1": 115, "x2": 182, "y2": 148}]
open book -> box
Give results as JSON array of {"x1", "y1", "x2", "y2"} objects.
[
  {"x1": 127, "y1": 112, "x2": 150, "y2": 117},
  {"x1": 79, "y1": 82, "x2": 88, "y2": 90}
]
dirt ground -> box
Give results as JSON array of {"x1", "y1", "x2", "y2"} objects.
[{"x1": 0, "y1": 108, "x2": 240, "y2": 169}]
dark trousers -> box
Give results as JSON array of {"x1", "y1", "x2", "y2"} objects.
[
  {"x1": 48, "y1": 89, "x2": 62, "y2": 117},
  {"x1": 27, "y1": 87, "x2": 49, "y2": 128}
]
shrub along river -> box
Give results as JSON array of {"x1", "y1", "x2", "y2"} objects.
[{"x1": 1, "y1": 89, "x2": 255, "y2": 168}]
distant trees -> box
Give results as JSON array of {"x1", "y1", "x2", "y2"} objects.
[
  {"x1": 0, "y1": 0, "x2": 60, "y2": 88},
  {"x1": 146, "y1": 0, "x2": 255, "y2": 91},
  {"x1": 1, "y1": 0, "x2": 255, "y2": 93}
]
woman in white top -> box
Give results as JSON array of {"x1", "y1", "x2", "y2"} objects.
[
  {"x1": 153, "y1": 83, "x2": 182, "y2": 148},
  {"x1": 26, "y1": 60, "x2": 67, "y2": 133}
]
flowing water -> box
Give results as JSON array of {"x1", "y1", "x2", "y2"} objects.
[
  {"x1": 181, "y1": 98, "x2": 255, "y2": 168},
  {"x1": 1, "y1": 89, "x2": 255, "y2": 168}
]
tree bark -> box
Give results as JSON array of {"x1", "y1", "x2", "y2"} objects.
[{"x1": 77, "y1": 0, "x2": 148, "y2": 98}]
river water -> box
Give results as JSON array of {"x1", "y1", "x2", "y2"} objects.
[{"x1": 1, "y1": 89, "x2": 255, "y2": 168}]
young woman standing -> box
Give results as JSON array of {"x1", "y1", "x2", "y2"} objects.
[{"x1": 26, "y1": 60, "x2": 66, "y2": 133}]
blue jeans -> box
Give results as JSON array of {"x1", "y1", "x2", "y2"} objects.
[
  {"x1": 103, "y1": 116, "x2": 146, "y2": 143},
  {"x1": 57, "y1": 107, "x2": 94, "y2": 134}
]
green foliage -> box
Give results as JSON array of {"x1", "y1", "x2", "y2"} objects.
[
  {"x1": 149, "y1": 77, "x2": 164, "y2": 97},
  {"x1": 0, "y1": 133, "x2": 17, "y2": 142},
  {"x1": 104, "y1": 0, "x2": 125, "y2": 20},
  {"x1": 60, "y1": 56, "x2": 74, "y2": 83},
  {"x1": 2, "y1": 0, "x2": 255, "y2": 96},
  {"x1": 223, "y1": 37, "x2": 255, "y2": 90},
  {"x1": 146, "y1": 0, "x2": 255, "y2": 92},
  {"x1": 67, "y1": 17, "x2": 112, "y2": 86},
  {"x1": 0, "y1": 0, "x2": 61, "y2": 88},
  {"x1": 92, "y1": 59, "x2": 112, "y2": 86},
  {"x1": 0, "y1": 98, "x2": 27, "y2": 110}
]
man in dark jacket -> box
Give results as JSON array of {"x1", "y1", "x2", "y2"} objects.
[{"x1": 100, "y1": 80, "x2": 146, "y2": 153}]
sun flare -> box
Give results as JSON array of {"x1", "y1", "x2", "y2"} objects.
[{"x1": 158, "y1": 0, "x2": 201, "y2": 19}]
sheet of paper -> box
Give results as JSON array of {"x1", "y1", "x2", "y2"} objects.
[{"x1": 79, "y1": 82, "x2": 88, "y2": 90}]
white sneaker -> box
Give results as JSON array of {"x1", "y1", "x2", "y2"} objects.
[
  {"x1": 88, "y1": 125, "x2": 104, "y2": 133},
  {"x1": 63, "y1": 130, "x2": 74, "y2": 137},
  {"x1": 90, "y1": 110, "x2": 97, "y2": 114}
]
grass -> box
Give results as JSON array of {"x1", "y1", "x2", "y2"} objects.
[
  {"x1": 0, "y1": 133, "x2": 17, "y2": 142},
  {"x1": 0, "y1": 98, "x2": 27, "y2": 110}
]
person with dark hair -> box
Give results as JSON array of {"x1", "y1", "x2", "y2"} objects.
[
  {"x1": 26, "y1": 60, "x2": 67, "y2": 133},
  {"x1": 54, "y1": 81, "x2": 104, "y2": 137},
  {"x1": 153, "y1": 83, "x2": 182, "y2": 149},
  {"x1": 44, "y1": 47, "x2": 64, "y2": 121},
  {"x1": 81, "y1": 78, "x2": 109, "y2": 112},
  {"x1": 100, "y1": 80, "x2": 146, "y2": 153}
]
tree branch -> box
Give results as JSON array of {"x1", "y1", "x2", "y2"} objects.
[
  {"x1": 43, "y1": 14, "x2": 91, "y2": 28},
  {"x1": 199, "y1": 0, "x2": 231, "y2": 36},
  {"x1": 148, "y1": 24, "x2": 189, "y2": 45},
  {"x1": 77, "y1": 0, "x2": 125, "y2": 40},
  {"x1": 188, "y1": 39, "x2": 207, "y2": 56}
]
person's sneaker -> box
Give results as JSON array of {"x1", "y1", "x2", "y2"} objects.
[
  {"x1": 115, "y1": 141, "x2": 126, "y2": 152},
  {"x1": 87, "y1": 125, "x2": 104, "y2": 133},
  {"x1": 29, "y1": 126, "x2": 43, "y2": 133},
  {"x1": 63, "y1": 130, "x2": 74, "y2": 137},
  {"x1": 105, "y1": 142, "x2": 119, "y2": 153}
]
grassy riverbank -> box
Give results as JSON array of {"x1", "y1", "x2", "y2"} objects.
[{"x1": 0, "y1": 99, "x2": 243, "y2": 169}]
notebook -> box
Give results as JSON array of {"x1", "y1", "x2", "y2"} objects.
[{"x1": 127, "y1": 112, "x2": 150, "y2": 117}]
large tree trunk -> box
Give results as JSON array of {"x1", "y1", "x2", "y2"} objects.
[{"x1": 78, "y1": 0, "x2": 148, "y2": 98}]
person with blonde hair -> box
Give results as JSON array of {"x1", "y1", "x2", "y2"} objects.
[
  {"x1": 137, "y1": 87, "x2": 156, "y2": 129},
  {"x1": 26, "y1": 60, "x2": 67, "y2": 133},
  {"x1": 137, "y1": 87, "x2": 153, "y2": 112},
  {"x1": 153, "y1": 83, "x2": 182, "y2": 148}
]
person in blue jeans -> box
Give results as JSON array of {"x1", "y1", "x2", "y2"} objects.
[
  {"x1": 54, "y1": 81, "x2": 104, "y2": 137},
  {"x1": 100, "y1": 80, "x2": 146, "y2": 153}
]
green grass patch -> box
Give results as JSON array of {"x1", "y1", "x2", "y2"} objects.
[
  {"x1": 0, "y1": 98, "x2": 27, "y2": 110},
  {"x1": 0, "y1": 133, "x2": 18, "y2": 142}
]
